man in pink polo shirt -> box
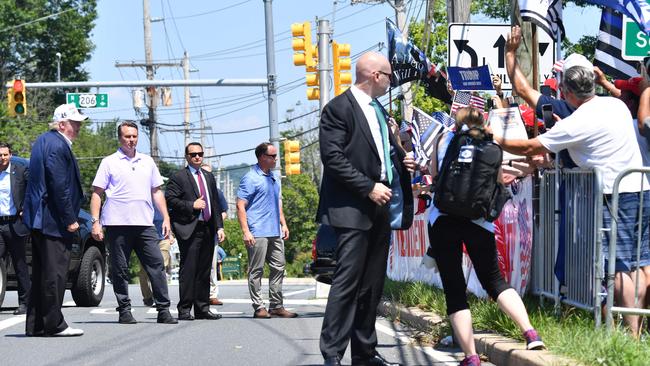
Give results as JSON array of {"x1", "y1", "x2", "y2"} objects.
[{"x1": 90, "y1": 120, "x2": 177, "y2": 325}]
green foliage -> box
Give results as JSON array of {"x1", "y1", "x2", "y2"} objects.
[
  {"x1": 470, "y1": 0, "x2": 511, "y2": 21},
  {"x1": 281, "y1": 174, "x2": 319, "y2": 263},
  {"x1": 0, "y1": 0, "x2": 98, "y2": 119},
  {"x1": 562, "y1": 35, "x2": 597, "y2": 62},
  {"x1": 384, "y1": 279, "x2": 650, "y2": 365}
]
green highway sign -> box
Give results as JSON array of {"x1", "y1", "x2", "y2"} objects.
[
  {"x1": 66, "y1": 93, "x2": 109, "y2": 108},
  {"x1": 622, "y1": 16, "x2": 650, "y2": 61}
]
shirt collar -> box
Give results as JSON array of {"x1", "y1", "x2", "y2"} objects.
[
  {"x1": 188, "y1": 165, "x2": 201, "y2": 175},
  {"x1": 57, "y1": 131, "x2": 73, "y2": 147},
  {"x1": 117, "y1": 148, "x2": 141, "y2": 161},
  {"x1": 0, "y1": 162, "x2": 11, "y2": 174},
  {"x1": 253, "y1": 164, "x2": 272, "y2": 177},
  {"x1": 351, "y1": 85, "x2": 373, "y2": 106}
]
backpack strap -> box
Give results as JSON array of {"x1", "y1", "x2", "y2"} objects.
[{"x1": 429, "y1": 131, "x2": 447, "y2": 180}]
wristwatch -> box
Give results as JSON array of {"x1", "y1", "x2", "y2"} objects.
[{"x1": 91, "y1": 217, "x2": 99, "y2": 224}]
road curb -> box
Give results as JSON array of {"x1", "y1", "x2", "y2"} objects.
[{"x1": 378, "y1": 301, "x2": 577, "y2": 366}]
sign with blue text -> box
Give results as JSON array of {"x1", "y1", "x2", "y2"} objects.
[{"x1": 447, "y1": 65, "x2": 494, "y2": 91}]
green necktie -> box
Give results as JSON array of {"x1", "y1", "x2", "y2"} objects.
[{"x1": 370, "y1": 100, "x2": 393, "y2": 184}]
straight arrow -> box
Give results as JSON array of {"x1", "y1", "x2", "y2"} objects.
[{"x1": 493, "y1": 35, "x2": 506, "y2": 68}]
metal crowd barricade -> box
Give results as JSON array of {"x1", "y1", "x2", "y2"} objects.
[
  {"x1": 533, "y1": 168, "x2": 604, "y2": 326},
  {"x1": 605, "y1": 167, "x2": 650, "y2": 329}
]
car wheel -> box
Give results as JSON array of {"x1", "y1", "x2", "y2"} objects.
[
  {"x1": 71, "y1": 246, "x2": 105, "y2": 307},
  {"x1": 0, "y1": 258, "x2": 6, "y2": 308}
]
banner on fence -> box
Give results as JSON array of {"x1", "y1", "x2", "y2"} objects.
[{"x1": 387, "y1": 176, "x2": 534, "y2": 297}]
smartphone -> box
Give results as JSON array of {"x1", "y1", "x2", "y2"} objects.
[
  {"x1": 540, "y1": 85, "x2": 552, "y2": 97},
  {"x1": 542, "y1": 104, "x2": 555, "y2": 129},
  {"x1": 487, "y1": 98, "x2": 494, "y2": 109},
  {"x1": 643, "y1": 56, "x2": 650, "y2": 80}
]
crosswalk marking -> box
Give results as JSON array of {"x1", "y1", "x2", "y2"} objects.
[
  {"x1": 0, "y1": 315, "x2": 25, "y2": 331},
  {"x1": 283, "y1": 288, "x2": 315, "y2": 297}
]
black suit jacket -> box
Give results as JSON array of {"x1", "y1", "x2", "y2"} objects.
[
  {"x1": 165, "y1": 166, "x2": 224, "y2": 241},
  {"x1": 317, "y1": 88, "x2": 413, "y2": 230},
  {"x1": 9, "y1": 163, "x2": 29, "y2": 236}
]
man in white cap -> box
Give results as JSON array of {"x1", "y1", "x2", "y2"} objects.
[
  {"x1": 493, "y1": 55, "x2": 650, "y2": 338},
  {"x1": 23, "y1": 103, "x2": 87, "y2": 337}
]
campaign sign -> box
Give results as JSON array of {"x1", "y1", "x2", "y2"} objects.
[{"x1": 447, "y1": 65, "x2": 494, "y2": 91}]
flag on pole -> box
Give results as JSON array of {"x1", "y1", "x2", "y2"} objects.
[
  {"x1": 594, "y1": 8, "x2": 641, "y2": 80},
  {"x1": 581, "y1": 0, "x2": 650, "y2": 36},
  {"x1": 450, "y1": 92, "x2": 486, "y2": 115},
  {"x1": 518, "y1": 0, "x2": 565, "y2": 40},
  {"x1": 410, "y1": 107, "x2": 452, "y2": 169}
]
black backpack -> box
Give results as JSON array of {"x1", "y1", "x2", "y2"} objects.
[{"x1": 432, "y1": 128, "x2": 511, "y2": 222}]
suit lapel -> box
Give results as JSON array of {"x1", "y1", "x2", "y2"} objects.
[
  {"x1": 52, "y1": 131, "x2": 83, "y2": 190},
  {"x1": 9, "y1": 165, "x2": 19, "y2": 206},
  {"x1": 186, "y1": 167, "x2": 200, "y2": 198},
  {"x1": 344, "y1": 90, "x2": 380, "y2": 161}
]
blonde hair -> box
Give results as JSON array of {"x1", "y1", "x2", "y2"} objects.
[{"x1": 454, "y1": 107, "x2": 484, "y2": 131}]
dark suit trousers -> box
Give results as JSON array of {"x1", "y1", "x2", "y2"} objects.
[
  {"x1": 177, "y1": 221, "x2": 215, "y2": 315},
  {"x1": 105, "y1": 226, "x2": 171, "y2": 312},
  {"x1": 0, "y1": 222, "x2": 30, "y2": 305},
  {"x1": 320, "y1": 209, "x2": 391, "y2": 361},
  {"x1": 25, "y1": 231, "x2": 71, "y2": 336}
]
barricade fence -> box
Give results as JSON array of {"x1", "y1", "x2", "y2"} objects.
[{"x1": 533, "y1": 168, "x2": 604, "y2": 326}]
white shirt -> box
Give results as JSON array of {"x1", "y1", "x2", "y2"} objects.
[
  {"x1": 350, "y1": 85, "x2": 387, "y2": 181},
  {"x1": 537, "y1": 96, "x2": 648, "y2": 194},
  {"x1": 188, "y1": 165, "x2": 212, "y2": 221},
  {"x1": 57, "y1": 131, "x2": 72, "y2": 147}
]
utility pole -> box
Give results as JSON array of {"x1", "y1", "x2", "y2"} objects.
[
  {"x1": 263, "y1": 0, "x2": 280, "y2": 175},
  {"x1": 183, "y1": 51, "x2": 191, "y2": 147},
  {"x1": 143, "y1": 0, "x2": 159, "y2": 163},
  {"x1": 394, "y1": 0, "x2": 414, "y2": 123},
  {"x1": 447, "y1": 0, "x2": 471, "y2": 23},
  {"x1": 317, "y1": 19, "x2": 331, "y2": 111}
]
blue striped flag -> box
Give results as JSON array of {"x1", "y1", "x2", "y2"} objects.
[
  {"x1": 583, "y1": 0, "x2": 650, "y2": 36},
  {"x1": 594, "y1": 8, "x2": 640, "y2": 80}
]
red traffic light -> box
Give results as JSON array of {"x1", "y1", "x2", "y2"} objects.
[{"x1": 13, "y1": 79, "x2": 24, "y2": 92}]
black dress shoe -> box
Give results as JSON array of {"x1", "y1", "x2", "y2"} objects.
[
  {"x1": 195, "y1": 311, "x2": 222, "y2": 320},
  {"x1": 177, "y1": 312, "x2": 195, "y2": 321},
  {"x1": 364, "y1": 353, "x2": 401, "y2": 366},
  {"x1": 157, "y1": 309, "x2": 178, "y2": 324},
  {"x1": 13, "y1": 304, "x2": 27, "y2": 315},
  {"x1": 118, "y1": 311, "x2": 137, "y2": 324},
  {"x1": 323, "y1": 356, "x2": 341, "y2": 366}
]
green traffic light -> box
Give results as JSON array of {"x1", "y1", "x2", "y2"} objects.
[{"x1": 15, "y1": 104, "x2": 25, "y2": 114}]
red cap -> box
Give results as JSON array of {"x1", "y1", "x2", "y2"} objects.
[
  {"x1": 519, "y1": 105, "x2": 543, "y2": 128},
  {"x1": 614, "y1": 77, "x2": 643, "y2": 97},
  {"x1": 543, "y1": 78, "x2": 558, "y2": 92}
]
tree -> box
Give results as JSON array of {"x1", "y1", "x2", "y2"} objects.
[
  {"x1": 0, "y1": 0, "x2": 97, "y2": 119},
  {"x1": 281, "y1": 174, "x2": 319, "y2": 264}
]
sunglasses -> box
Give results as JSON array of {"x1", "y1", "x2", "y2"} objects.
[
  {"x1": 188, "y1": 152, "x2": 204, "y2": 158},
  {"x1": 375, "y1": 70, "x2": 392, "y2": 77},
  {"x1": 265, "y1": 153, "x2": 278, "y2": 158}
]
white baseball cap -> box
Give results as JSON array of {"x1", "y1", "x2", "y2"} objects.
[
  {"x1": 52, "y1": 103, "x2": 88, "y2": 123},
  {"x1": 562, "y1": 54, "x2": 593, "y2": 73}
]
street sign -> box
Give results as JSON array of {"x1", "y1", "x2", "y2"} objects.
[
  {"x1": 621, "y1": 15, "x2": 650, "y2": 61},
  {"x1": 66, "y1": 93, "x2": 109, "y2": 108},
  {"x1": 448, "y1": 23, "x2": 556, "y2": 91}
]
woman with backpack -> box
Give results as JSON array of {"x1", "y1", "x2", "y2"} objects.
[{"x1": 425, "y1": 107, "x2": 545, "y2": 366}]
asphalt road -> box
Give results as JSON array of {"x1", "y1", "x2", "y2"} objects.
[{"x1": 0, "y1": 280, "x2": 480, "y2": 366}]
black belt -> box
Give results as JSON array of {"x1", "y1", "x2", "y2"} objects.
[{"x1": 0, "y1": 215, "x2": 17, "y2": 223}]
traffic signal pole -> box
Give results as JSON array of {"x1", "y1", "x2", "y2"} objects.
[
  {"x1": 263, "y1": 0, "x2": 280, "y2": 176},
  {"x1": 317, "y1": 19, "x2": 331, "y2": 112}
]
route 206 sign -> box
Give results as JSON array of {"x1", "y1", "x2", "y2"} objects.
[{"x1": 448, "y1": 23, "x2": 556, "y2": 91}]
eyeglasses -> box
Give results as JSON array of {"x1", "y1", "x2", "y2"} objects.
[
  {"x1": 264, "y1": 154, "x2": 278, "y2": 158},
  {"x1": 188, "y1": 152, "x2": 204, "y2": 158},
  {"x1": 375, "y1": 70, "x2": 392, "y2": 78}
]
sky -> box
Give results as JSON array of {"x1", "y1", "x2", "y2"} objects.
[{"x1": 80, "y1": 0, "x2": 601, "y2": 169}]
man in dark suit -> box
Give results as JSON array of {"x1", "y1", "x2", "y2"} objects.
[
  {"x1": 318, "y1": 52, "x2": 414, "y2": 366},
  {"x1": 0, "y1": 142, "x2": 31, "y2": 315},
  {"x1": 23, "y1": 103, "x2": 86, "y2": 337},
  {"x1": 166, "y1": 142, "x2": 225, "y2": 320}
]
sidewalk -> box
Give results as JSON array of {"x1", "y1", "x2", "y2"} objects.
[{"x1": 378, "y1": 301, "x2": 579, "y2": 366}]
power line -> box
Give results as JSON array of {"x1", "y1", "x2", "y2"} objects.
[
  {"x1": 0, "y1": 8, "x2": 75, "y2": 33},
  {"x1": 167, "y1": 0, "x2": 252, "y2": 20}
]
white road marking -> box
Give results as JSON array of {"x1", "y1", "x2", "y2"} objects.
[
  {"x1": 283, "y1": 288, "x2": 315, "y2": 297},
  {"x1": 215, "y1": 298, "x2": 327, "y2": 306},
  {"x1": 375, "y1": 322, "x2": 460, "y2": 364},
  {"x1": 0, "y1": 315, "x2": 26, "y2": 331},
  {"x1": 62, "y1": 301, "x2": 76, "y2": 306}
]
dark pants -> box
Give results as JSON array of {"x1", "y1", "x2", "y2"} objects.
[
  {"x1": 428, "y1": 216, "x2": 511, "y2": 315},
  {"x1": 320, "y1": 209, "x2": 391, "y2": 362},
  {"x1": 25, "y1": 231, "x2": 71, "y2": 336},
  {"x1": 0, "y1": 222, "x2": 30, "y2": 306},
  {"x1": 177, "y1": 221, "x2": 215, "y2": 315},
  {"x1": 105, "y1": 226, "x2": 170, "y2": 313}
]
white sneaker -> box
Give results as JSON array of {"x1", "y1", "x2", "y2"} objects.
[{"x1": 52, "y1": 326, "x2": 84, "y2": 337}]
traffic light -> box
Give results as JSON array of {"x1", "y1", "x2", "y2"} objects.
[
  {"x1": 291, "y1": 22, "x2": 316, "y2": 69},
  {"x1": 7, "y1": 79, "x2": 27, "y2": 117},
  {"x1": 332, "y1": 41, "x2": 352, "y2": 96},
  {"x1": 305, "y1": 71, "x2": 319, "y2": 101},
  {"x1": 284, "y1": 140, "x2": 301, "y2": 175}
]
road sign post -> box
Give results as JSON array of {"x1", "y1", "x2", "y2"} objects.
[
  {"x1": 66, "y1": 93, "x2": 109, "y2": 108},
  {"x1": 448, "y1": 23, "x2": 556, "y2": 91},
  {"x1": 622, "y1": 16, "x2": 650, "y2": 61}
]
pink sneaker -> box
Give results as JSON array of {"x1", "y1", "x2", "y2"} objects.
[
  {"x1": 459, "y1": 354, "x2": 481, "y2": 366},
  {"x1": 523, "y1": 329, "x2": 546, "y2": 350}
]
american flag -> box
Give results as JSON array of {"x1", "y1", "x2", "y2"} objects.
[
  {"x1": 552, "y1": 59, "x2": 564, "y2": 73},
  {"x1": 410, "y1": 107, "x2": 449, "y2": 170},
  {"x1": 450, "y1": 91, "x2": 486, "y2": 115}
]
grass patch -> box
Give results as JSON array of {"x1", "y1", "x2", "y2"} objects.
[{"x1": 383, "y1": 279, "x2": 650, "y2": 366}]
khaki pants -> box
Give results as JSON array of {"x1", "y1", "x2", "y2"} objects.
[
  {"x1": 246, "y1": 236, "x2": 285, "y2": 311},
  {"x1": 139, "y1": 238, "x2": 172, "y2": 302}
]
